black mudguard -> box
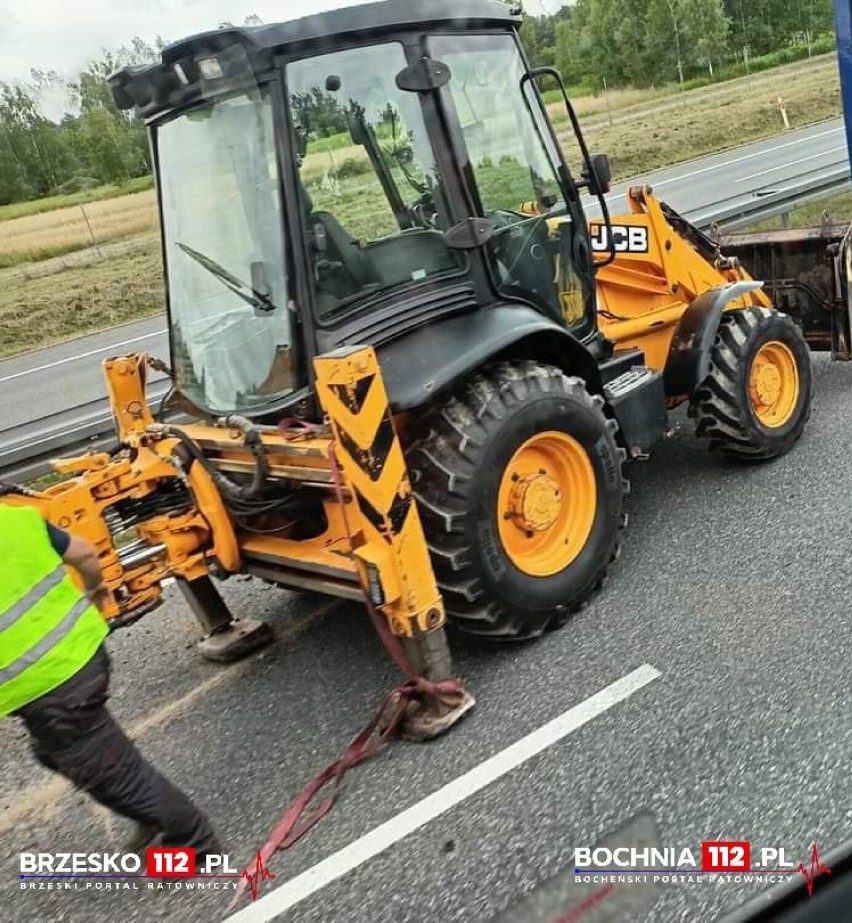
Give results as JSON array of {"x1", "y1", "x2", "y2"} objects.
[
  {"x1": 663, "y1": 281, "x2": 764, "y2": 398},
  {"x1": 376, "y1": 303, "x2": 601, "y2": 412}
]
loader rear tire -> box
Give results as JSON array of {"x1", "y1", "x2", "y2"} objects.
[
  {"x1": 407, "y1": 361, "x2": 627, "y2": 641},
  {"x1": 691, "y1": 308, "x2": 812, "y2": 460}
]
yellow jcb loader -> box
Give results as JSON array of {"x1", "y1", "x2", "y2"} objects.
[{"x1": 2, "y1": 0, "x2": 824, "y2": 735}]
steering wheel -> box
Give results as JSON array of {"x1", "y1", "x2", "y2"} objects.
[
  {"x1": 488, "y1": 210, "x2": 550, "y2": 281},
  {"x1": 407, "y1": 191, "x2": 439, "y2": 229}
]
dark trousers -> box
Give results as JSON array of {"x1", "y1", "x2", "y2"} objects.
[{"x1": 16, "y1": 645, "x2": 220, "y2": 856}]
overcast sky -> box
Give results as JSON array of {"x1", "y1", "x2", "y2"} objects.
[{"x1": 0, "y1": 0, "x2": 559, "y2": 85}]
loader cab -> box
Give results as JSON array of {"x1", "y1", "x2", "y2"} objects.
[{"x1": 110, "y1": 0, "x2": 607, "y2": 418}]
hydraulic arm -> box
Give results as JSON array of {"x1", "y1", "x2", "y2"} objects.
[
  {"x1": 593, "y1": 186, "x2": 772, "y2": 372},
  {"x1": 2, "y1": 348, "x2": 473, "y2": 735}
]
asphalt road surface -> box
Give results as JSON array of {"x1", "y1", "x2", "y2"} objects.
[
  {"x1": 599, "y1": 118, "x2": 848, "y2": 227},
  {"x1": 0, "y1": 316, "x2": 168, "y2": 433},
  {"x1": 3, "y1": 352, "x2": 852, "y2": 923},
  {"x1": 0, "y1": 119, "x2": 845, "y2": 435}
]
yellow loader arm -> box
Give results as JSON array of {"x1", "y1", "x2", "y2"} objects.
[
  {"x1": 2, "y1": 349, "x2": 473, "y2": 734},
  {"x1": 592, "y1": 186, "x2": 772, "y2": 373}
]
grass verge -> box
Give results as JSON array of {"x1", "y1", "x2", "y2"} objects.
[
  {"x1": 742, "y1": 190, "x2": 852, "y2": 231},
  {"x1": 0, "y1": 239, "x2": 164, "y2": 359}
]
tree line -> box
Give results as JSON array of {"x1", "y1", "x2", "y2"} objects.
[
  {"x1": 0, "y1": 1, "x2": 839, "y2": 207},
  {"x1": 0, "y1": 38, "x2": 167, "y2": 206},
  {"x1": 518, "y1": 0, "x2": 836, "y2": 91}
]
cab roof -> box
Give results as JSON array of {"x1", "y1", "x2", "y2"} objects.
[
  {"x1": 192, "y1": 0, "x2": 518, "y2": 52},
  {"x1": 109, "y1": 0, "x2": 520, "y2": 118}
]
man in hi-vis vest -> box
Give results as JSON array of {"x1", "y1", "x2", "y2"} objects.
[{"x1": 0, "y1": 503, "x2": 220, "y2": 857}]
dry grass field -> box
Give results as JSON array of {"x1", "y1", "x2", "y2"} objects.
[
  {"x1": 547, "y1": 53, "x2": 838, "y2": 127},
  {"x1": 0, "y1": 189, "x2": 159, "y2": 269},
  {"x1": 0, "y1": 236, "x2": 162, "y2": 357},
  {"x1": 556, "y1": 55, "x2": 841, "y2": 178},
  {"x1": 0, "y1": 54, "x2": 845, "y2": 360}
]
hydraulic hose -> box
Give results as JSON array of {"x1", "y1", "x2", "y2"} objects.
[
  {"x1": 147, "y1": 417, "x2": 269, "y2": 502},
  {"x1": 214, "y1": 415, "x2": 270, "y2": 500}
]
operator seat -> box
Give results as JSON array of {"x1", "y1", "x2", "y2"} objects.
[{"x1": 300, "y1": 184, "x2": 377, "y2": 312}]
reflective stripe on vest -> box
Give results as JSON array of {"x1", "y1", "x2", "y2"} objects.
[
  {"x1": 0, "y1": 565, "x2": 65, "y2": 633},
  {"x1": 0, "y1": 503, "x2": 108, "y2": 716},
  {"x1": 0, "y1": 596, "x2": 92, "y2": 685}
]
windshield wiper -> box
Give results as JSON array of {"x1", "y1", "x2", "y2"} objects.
[{"x1": 176, "y1": 242, "x2": 277, "y2": 313}]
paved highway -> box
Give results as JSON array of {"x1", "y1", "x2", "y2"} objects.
[
  {"x1": 600, "y1": 118, "x2": 848, "y2": 227},
  {"x1": 3, "y1": 353, "x2": 851, "y2": 923},
  {"x1": 0, "y1": 119, "x2": 846, "y2": 437},
  {"x1": 0, "y1": 316, "x2": 167, "y2": 433}
]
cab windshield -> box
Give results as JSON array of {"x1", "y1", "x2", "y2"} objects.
[
  {"x1": 287, "y1": 42, "x2": 464, "y2": 319},
  {"x1": 157, "y1": 85, "x2": 294, "y2": 414}
]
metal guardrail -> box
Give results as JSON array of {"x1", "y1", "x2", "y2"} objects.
[
  {"x1": 0, "y1": 382, "x2": 170, "y2": 482},
  {"x1": 689, "y1": 164, "x2": 852, "y2": 230},
  {"x1": 1, "y1": 163, "x2": 851, "y2": 482}
]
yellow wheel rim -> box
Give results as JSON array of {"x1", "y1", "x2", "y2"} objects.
[
  {"x1": 749, "y1": 340, "x2": 799, "y2": 428},
  {"x1": 496, "y1": 431, "x2": 597, "y2": 577}
]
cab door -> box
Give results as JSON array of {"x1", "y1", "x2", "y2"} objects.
[{"x1": 429, "y1": 32, "x2": 597, "y2": 340}]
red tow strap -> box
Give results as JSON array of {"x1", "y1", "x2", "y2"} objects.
[
  {"x1": 228, "y1": 436, "x2": 464, "y2": 909},
  {"x1": 228, "y1": 675, "x2": 465, "y2": 909}
]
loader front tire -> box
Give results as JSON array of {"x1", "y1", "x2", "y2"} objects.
[
  {"x1": 407, "y1": 361, "x2": 626, "y2": 641},
  {"x1": 691, "y1": 308, "x2": 812, "y2": 460}
]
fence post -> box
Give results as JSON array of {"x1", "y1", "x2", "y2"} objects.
[{"x1": 79, "y1": 203, "x2": 102, "y2": 258}]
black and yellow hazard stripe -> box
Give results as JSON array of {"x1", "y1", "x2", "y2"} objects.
[{"x1": 314, "y1": 346, "x2": 444, "y2": 637}]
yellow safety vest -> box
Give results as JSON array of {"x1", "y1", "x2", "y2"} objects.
[{"x1": 0, "y1": 504, "x2": 108, "y2": 717}]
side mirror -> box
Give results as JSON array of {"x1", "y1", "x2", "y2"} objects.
[{"x1": 583, "y1": 153, "x2": 612, "y2": 196}]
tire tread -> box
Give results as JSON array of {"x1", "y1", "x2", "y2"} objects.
[
  {"x1": 407, "y1": 360, "x2": 627, "y2": 640},
  {"x1": 691, "y1": 308, "x2": 812, "y2": 459}
]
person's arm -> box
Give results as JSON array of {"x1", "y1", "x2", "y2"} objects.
[{"x1": 52, "y1": 527, "x2": 111, "y2": 613}]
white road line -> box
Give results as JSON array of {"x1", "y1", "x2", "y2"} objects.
[
  {"x1": 603, "y1": 124, "x2": 844, "y2": 204},
  {"x1": 0, "y1": 328, "x2": 167, "y2": 384},
  {"x1": 225, "y1": 663, "x2": 661, "y2": 922},
  {"x1": 735, "y1": 145, "x2": 848, "y2": 183},
  {"x1": 652, "y1": 125, "x2": 844, "y2": 188}
]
